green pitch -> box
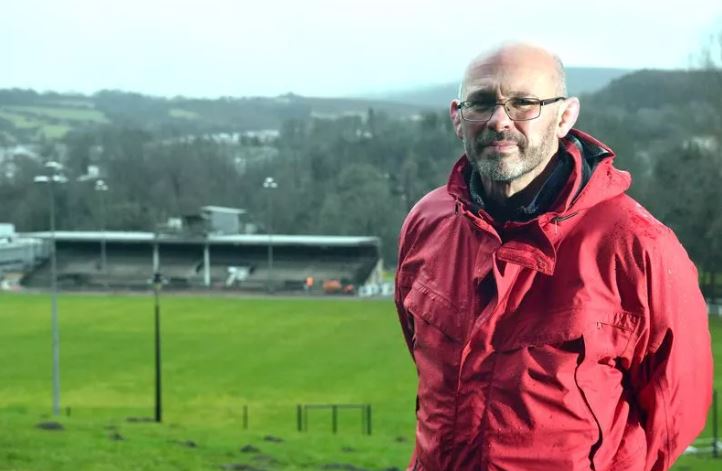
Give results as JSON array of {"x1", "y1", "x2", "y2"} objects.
[{"x1": 0, "y1": 293, "x2": 719, "y2": 470}]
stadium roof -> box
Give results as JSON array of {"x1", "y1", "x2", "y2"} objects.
[
  {"x1": 22, "y1": 231, "x2": 380, "y2": 247},
  {"x1": 200, "y1": 206, "x2": 247, "y2": 215}
]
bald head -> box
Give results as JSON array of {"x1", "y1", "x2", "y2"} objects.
[
  {"x1": 458, "y1": 43, "x2": 567, "y2": 99},
  {"x1": 449, "y1": 41, "x2": 580, "y2": 196}
]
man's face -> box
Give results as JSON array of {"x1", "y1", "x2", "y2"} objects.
[{"x1": 454, "y1": 59, "x2": 562, "y2": 183}]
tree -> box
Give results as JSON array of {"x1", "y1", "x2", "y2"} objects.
[
  {"x1": 648, "y1": 142, "x2": 722, "y2": 297},
  {"x1": 317, "y1": 163, "x2": 404, "y2": 263}
]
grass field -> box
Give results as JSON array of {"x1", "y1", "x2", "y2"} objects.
[
  {"x1": 3, "y1": 105, "x2": 108, "y2": 123},
  {"x1": 169, "y1": 109, "x2": 199, "y2": 120},
  {"x1": 0, "y1": 110, "x2": 40, "y2": 129},
  {"x1": 0, "y1": 104, "x2": 106, "y2": 140},
  {"x1": 0, "y1": 292, "x2": 720, "y2": 470}
]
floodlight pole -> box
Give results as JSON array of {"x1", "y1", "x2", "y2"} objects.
[
  {"x1": 34, "y1": 161, "x2": 66, "y2": 417},
  {"x1": 95, "y1": 180, "x2": 109, "y2": 287},
  {"x1": 152, "y1": 272, "x2": 163, "y2": 423},
  {"x1": 48, "y1": 174, "x2": 60, "y2": 417},
  {"x1": 262, "y1": 177, "x2": 278, "y2": 294}
]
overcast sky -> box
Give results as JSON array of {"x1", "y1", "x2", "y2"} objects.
[{"x1": 4, "y1": 0, "x2": 722, "y2": 98}]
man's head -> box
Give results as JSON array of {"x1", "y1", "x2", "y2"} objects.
[{"x1": 450, "y1": 43, "x2": 580, "y2": 187}]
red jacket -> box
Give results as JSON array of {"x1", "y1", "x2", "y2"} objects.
[{"x1": 395, "y1": 129, "x2": 713, "y2": 471}]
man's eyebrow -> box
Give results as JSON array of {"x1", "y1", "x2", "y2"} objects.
[
  {"x1": 465, "y1": 91, "x2": 494, "y2": 101},
  {"x1": 507, "y1": 90, "x2": 538, "y2": 98},
  {"x1": 464, "y1": 90, "x2": 539, "y2": 101}
]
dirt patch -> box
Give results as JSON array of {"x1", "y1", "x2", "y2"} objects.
[
  {"x1": 109, "y1": 431, "x2": 125, "y2": 441},
  {"x1": 262, "y1": 435, "x2": 283, "y2": 443},
  {"x1": 178, "y1": 439, "x2": 198, "y2": 448},
  {"x1": 126, "y1": 416, "x2": 155, "y2": 423},
  {"x1": 36, "y1": 421, "x2": 64, "y2": 431},
  {"x1": 219, "y1": 464, "x2": 266, "y2": 471},
  {"x1": 239, "y1": 444, "x2": 260, "y2": 453},
  {"x1": 320, "y1": 464, "x2": 369, "y2": 471},
  {"x1": 252, "y1": 454, "x2": 280, "y2": 465}
]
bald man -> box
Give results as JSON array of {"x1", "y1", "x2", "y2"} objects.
[{"x1": 394, "y1": 43, "x2": 712, "y2": 471}]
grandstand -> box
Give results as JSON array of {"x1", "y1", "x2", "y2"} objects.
[
  {"x1": 20, "y1": 231, "x2": 381, "y2": 293},
  {"x1": 0, "y1": 224, "x2": 47, "y2": 286}
]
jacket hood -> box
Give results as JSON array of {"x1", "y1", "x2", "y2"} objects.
[{"x1": 446, "y1": 128, "x2": 631, "y2": 219}]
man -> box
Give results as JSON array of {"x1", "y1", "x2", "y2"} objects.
[{"x1": 394, "y1": 43, "x2": 713, "y2": 471}]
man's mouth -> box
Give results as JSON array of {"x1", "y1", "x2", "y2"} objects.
[{"x1": 484, "y1": 140, "x2": 517, "y2": 150}]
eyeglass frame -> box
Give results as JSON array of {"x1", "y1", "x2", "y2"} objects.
[{"x1": 458, "y1": 96, "x2": 567, "y2": 122}]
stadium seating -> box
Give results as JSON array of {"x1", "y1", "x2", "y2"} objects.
[{"x1": 21, "y1": 237, "x2": 379, "y2": 293}]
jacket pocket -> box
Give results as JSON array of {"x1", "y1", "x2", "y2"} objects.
[
  {"x1": 403, "y1": 277, "x2": 467, "y2": 344},
  {"x1": 491, "y1": 308, "x2": 638, "y2": 353},
  {"x1": 403, "y1": 278, "x2": 467, "y2": 388}
]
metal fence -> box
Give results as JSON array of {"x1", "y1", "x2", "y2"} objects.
[{"x1": 296, "y1": 403, "x2": 372, "y2": 435}]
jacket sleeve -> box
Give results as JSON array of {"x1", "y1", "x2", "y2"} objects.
[
  {"x1": 395, "y1": 212, "x2": 417, "y2": 360},
  {"x1": 395, "y1": 213, "x2": 420, "y2": 471},
  {"x1": 628, "y1": 231, "x2": 713, "y2": 471}
]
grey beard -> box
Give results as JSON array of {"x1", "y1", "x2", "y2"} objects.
[
  {"x1": 472, "y1": 158, "x2": 526, "y2": 182},
  {"x1": 465, "y1": 141, "x2": 537, "y2": 182},
  {"x1": 466, "y1": 125, "x2": 556, "y2": 183}
]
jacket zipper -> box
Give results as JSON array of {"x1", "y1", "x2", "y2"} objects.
[{"x1": 551, "y1": 211, "x2": 579, "y2": 224}]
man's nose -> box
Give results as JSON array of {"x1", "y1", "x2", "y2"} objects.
[{"x1": 485, "y1": 104, "x2": 512, "y2": 131}]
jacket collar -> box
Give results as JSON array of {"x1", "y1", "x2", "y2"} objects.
[
  {"x1": 446, "y1": 129, "x2": 630, "y2": 275},
  {"x1": 467, "y1": 148, "x2": 573, "y2": 223}
]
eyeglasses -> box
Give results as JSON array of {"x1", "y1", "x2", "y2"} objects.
[{"x1": 458, "y1": 96, "x2": 566, "y2": 122}]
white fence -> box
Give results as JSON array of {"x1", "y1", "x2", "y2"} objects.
[
  {"x1": 357, "y1": 282, "x2": 394, "y2": 297},
  {"x1": 709, "y1": 303, "x2": 722, "y2": 317}
]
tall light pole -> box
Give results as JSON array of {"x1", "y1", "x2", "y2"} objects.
[
  {"x1": 152, "y1": 272, "x2": 163, "y2": 423},
  {"x1": 262, "y1": 177, "x2": 278, "y2": 294},
  {"x1": 95, "y1": 179, "x2": 109, "y2": 287},
  {"x1": 33, "y1": 161, "x2": 67, "y2": 416}
]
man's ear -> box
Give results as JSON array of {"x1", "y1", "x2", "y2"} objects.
[
  {"x1": 556, "y1": 97, "x2": 580, "y2": 138},
  {"x1": 449, "y1": 100, "x2": 464, "y2": 140}
]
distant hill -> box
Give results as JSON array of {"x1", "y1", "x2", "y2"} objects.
[
  {"x1": 0, "y1": 89, "x2": 435, "y2": 144},
  {"x1": 583, "y1": 68, "x2": 722, "y2": 110},
  {"x1": 357, "y1": 67, "x2": 633, "y2": 108}
]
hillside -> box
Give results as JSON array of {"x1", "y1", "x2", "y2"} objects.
[
  {"x1": 0, "y1": 90, "x2": 433, "y2": 144},
  {"x1": 584, "y1": 68, "x2": 722, "y2": 110}
]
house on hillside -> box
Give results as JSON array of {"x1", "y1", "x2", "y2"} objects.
[{"x1": 0, "y1": 144, "x2": 41, "y2": 180}]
